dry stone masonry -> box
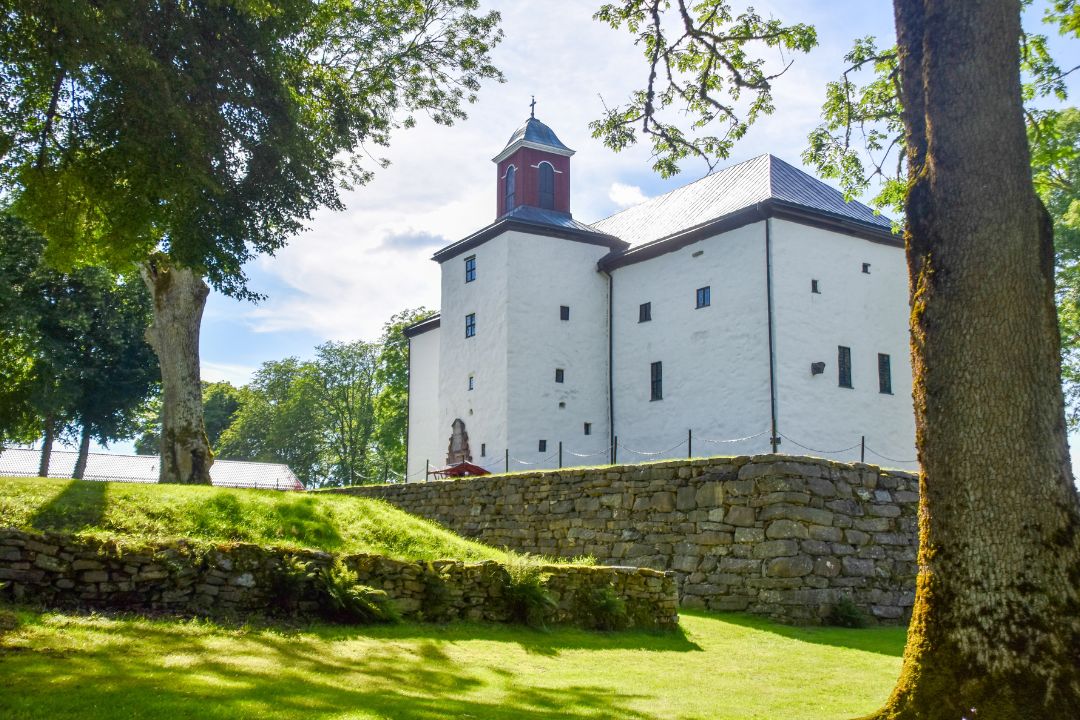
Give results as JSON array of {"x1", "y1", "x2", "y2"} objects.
[
  {"x1": 0, "y1": 529, "x2": 678, "y2": 630},
  {"x1": 333, "y1": 455, "x2": 919, "y2": 624}
]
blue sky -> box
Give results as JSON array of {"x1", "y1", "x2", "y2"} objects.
[{"x1": 105, "y1": 1, "x2": 1079, "y2": 467}]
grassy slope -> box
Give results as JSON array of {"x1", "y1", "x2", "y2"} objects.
[
  {"x1": 0, "y1": 607, "x2": 904, "y2": 720},
  {"x1": 0, "y1": 477, "x2": 504, "y2": 562}
]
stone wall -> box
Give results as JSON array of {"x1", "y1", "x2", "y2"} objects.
[
  {"x1": 331, "y1": 455, "x2": 919, "y2": 624},
  {"x1": 0, "y1": 529, "x2": 678, "y2": 630}
]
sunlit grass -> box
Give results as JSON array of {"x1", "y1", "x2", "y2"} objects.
[
  {"x1": 0, "y1": 476, "x2": 506, "y2": 562},
  {"x1": 0, "y1": 605, "x2": 904, "y2": 720}
]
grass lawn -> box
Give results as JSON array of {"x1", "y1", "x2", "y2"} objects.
[
  {"x1": 0, "y1": 477, "x2": 505, "y2": 562},
  {"x1": 0, "y1": 606, "x2": 904, "y2": 720}
]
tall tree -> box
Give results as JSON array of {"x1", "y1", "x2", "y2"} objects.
[
  {"x1": 596, "y1": 1, "x2": 1080, "y2": 715},
  {"x1": 0, "y1": 0, "x2": 503, "y2": 483},
  {"x1": 373, "y1": 308, "x2": 435, "y2": 481},
  {"x1": 0, "y1": 214, "x2": 158, "y2": 476},
  {"x1": 311, "y1": 340, "x2": 381, "y2": 487}
]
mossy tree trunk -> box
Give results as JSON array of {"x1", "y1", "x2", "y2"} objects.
[
  {"x1": 72, "y1": 423, "x2": 91, "y2": 480},
  {"x1": 140, "y1": 260, "x2": 212, "y2": 485},
  {"x1": 867, "y1": 1, "x2": 1080, "y2": 718}
]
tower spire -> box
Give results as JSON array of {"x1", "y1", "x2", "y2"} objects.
[{"x1": 529, "y1": 95, "x2": 536, "y2": 119}]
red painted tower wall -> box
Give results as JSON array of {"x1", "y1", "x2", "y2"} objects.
[{"x1": 495, "y1": 148, "x2": 571, "y2": 217}]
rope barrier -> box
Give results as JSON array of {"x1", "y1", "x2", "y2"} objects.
[
  {"x1": 778, "y1": 434, "x2": 862, "y2": 455},
  {"x1": 863, "y1": 446, "x2": 918, "y2": 464},
  {"x1": 700, "y1": 429, "x2": 770, "y2": 445},
  {"x1": 566, "y1": 448, "x2": 610, "y2": 458},
  {"x1": 617, "y1": 439, "x2": 687, "y2": 457}
]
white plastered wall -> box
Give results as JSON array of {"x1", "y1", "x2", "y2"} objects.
[
  {"x1": 770, "y1": 218, "x2": 917, "y2": 470},
  {"x1": 504, "y1": 231, "x2": 612, "y2": 471},
  {"x1": 405, "y1": 326, "x2": 442, "y2": 481},
  {"x1": 435, "y1": 233, "x2": 511, "y2": 474},
  {"x1": 610, "y1": 221, "x2": 774, "y2": 462}
]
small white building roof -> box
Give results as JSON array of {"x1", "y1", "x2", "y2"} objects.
[{"x1": 0, "y1": 448, "x2": 303, "y2": 491}]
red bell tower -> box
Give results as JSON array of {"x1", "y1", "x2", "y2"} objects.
[{"x1": 492, "y1": 100, "x2": 574, "y2": 218}]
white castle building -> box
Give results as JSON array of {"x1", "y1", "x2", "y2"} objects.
[{"x1": 404, "y1": 113, "x2": 916, "y2": 480}]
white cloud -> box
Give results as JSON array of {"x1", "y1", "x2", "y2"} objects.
[
  {"x1": 608, "y1": 182, "x2": 649, "y2": 208},
  {"x1": 201, "y1": 361, "x2": 258, "y2": 387}
]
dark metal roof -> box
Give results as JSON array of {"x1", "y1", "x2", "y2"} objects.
[
  {"x1": 501, "y1": 205, "x2": 598, "y2": 233},
  {"x1": 591, "y1": 155, "x2": 893, "y2": 248},
  {"x1": 432, "y1": 206, "x2": 626, "y2": 264},
  {"x1": 404, "y1": 313, "x2": 441, "y2": 338},
  {"x1": 502, "y1": 116, "x2": 572, "y2": 154}
]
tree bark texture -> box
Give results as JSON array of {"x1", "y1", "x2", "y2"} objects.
[
  {"x1": 72, "y1": 423, "x2": 91, "y2": 480},
  {"x1": 868, "y1": 1, "x2": 1080, "y2": 718},
  {"x1": 140, "y1": 261, "x2": 212, "y2": 485},
  {"x1": 37, "y1": 419, "x2": 54, "y2": 478}
]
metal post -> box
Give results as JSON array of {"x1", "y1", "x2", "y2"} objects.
[
  {"x1": 505, "y1": 448, "x2": 509, "y2": 472},
  {"x1": 613, "y1": 436, "x2": 618, "y2": 465},
  {"x1": 425, "y1": 459, "x2": 430, "y2": 481},
  {"x1": 861, "y1": 435, "x2": 866, "y2": 463},
  {"x1": 558, "y1": 441, "x2": 563, "y2": 468},
  {"x1": 688, "y1": 429, "x2": 692, "y2": 459}
]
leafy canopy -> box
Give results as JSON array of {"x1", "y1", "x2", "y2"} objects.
[{"x1": 0, "y1": 0, "x2": 503, "y2": 297}]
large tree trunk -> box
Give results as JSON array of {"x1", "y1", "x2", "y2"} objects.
[
  {"x1": 140, "y1": 259, "x2": 212, "y2": 485},
  {"x1": 867, "y1": 1, "x2": 1080, "y2": 718},
  {"x1": 72, "y1": 423, "x2": 91, "y2": 479},
  {"x1": 37, "y1": 417, "x2": 54, "y2": 478}
]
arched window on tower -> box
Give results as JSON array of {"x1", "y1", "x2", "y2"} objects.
[
  {"x1": 505, "y1": 165, "x2": 516, "y2": 211},
  {"x1": 538, "y1": 162, "x2": 555, "y2": 210}
]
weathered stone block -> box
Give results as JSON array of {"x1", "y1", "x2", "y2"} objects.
[
  {"x1": 734, "y1": 527, "x2": 765, "y2": 543},
  {"x1": 752, "y1": 540, "x2": 798, "y2": 559},
  {"x1": 765, "y1": 555, "x2": 813, "y2": 578},
  {"x1": 765, "y1": 519, "x2": 808, "y2": 540},
  {"x1": 724, "y1": 506, "x2": 756, "y2": 527},
  {"x1": 841, "y1": 557, "x2": 876, "y2": 577}
]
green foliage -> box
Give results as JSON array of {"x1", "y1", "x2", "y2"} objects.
[
  {"x1": 0, "y1": 213, "x2": 158, "y2": 453},
  {"x1": 0, "y1": 0, "x2": 504, "y2": 298},
  {"x1": 590, "y1": 0, "x2": 817, "y2": 177},
  {"x1": 825, "y1": 596, "x2": 869, "y2": 629},
  {"x1": 270, "y1": 555, "x2": 319, "y2": 613},
  {"x1": 374, "y1": 308, "x2": 436, "y2": 480},
  {"x1": 317, "y1": 559, "x2": 399, "y2": 624},
  {"x1": 574, "y1": 584, "x2": 629, "y2": 631},
  {"x1": 503, "y1": 554, "x2": 557, "y2": 628},
  {"x1": 0, "y1": 476, "x2": 508, "y2": 563}
]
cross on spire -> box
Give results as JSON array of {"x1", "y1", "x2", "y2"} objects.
[{"x1": 529, "y1": 95, "x2": 536, "y2": 118}]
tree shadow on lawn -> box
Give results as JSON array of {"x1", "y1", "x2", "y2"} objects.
[
  {"x1": 312, "y1": 618, "x2": 704, "y2": 657},
  {"x1": 698, "y1": 610, "x2": 907, "y2": 657},
  {"x1": 27, "y1": 479, "x2": 108, "y2": 534},
  {"x1": 0, "y1": 614, "x2": 658, "y2": 720}
]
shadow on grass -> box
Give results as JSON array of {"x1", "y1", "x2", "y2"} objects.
[
  {"x1": 0, "y1": 610, "x2": 660, "y2": 720},
  {"x1": 27, "y1": 480, "x2": 108, "y2": 533},
  {"x1": 312, "y1": 618, "x2": 704, "y2": 656},
  {"x1": 698, "y1": 610, "x2": 907, "y2": 657},
  {"x1": 189, "y1": 493, "x2": 344, "y2": 549}
]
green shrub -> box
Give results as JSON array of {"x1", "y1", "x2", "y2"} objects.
[
  {"x1": 575, "y1": 584, "x2": 629, "y2": 631},
  {"x1": 825, "y1": 596, "x2": 869, "y2": 628},
  {"x1": 503, "y1": 554, "x2": 556, "y2": 629},
  {"x1": 269, "y1": 555, "x2": 317, "y2": 613},
  {"x1": 317, "y1": 560, "x2": 400, "y2": 624}
]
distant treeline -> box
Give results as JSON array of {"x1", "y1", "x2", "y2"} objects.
[{"x1": 134, "y1": 309, "x2": 432, "y2": 488}]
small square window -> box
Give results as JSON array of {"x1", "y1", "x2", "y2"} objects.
[
  {"x1": 558, "y1": 401, "x2": 566, "y2": 409},
  {"x1": 465, "y1": 313, "x2": 476, "y2": 338},
  {"x1": 481, "y1": 443, "x2": 486, "y2": 457},
  {"x1": 538, "y1": 439, "x2": 547, "y2": 453},
  {"x1": 555, "y1": 368, "x2": 564, "y2": 383},
  {"x1": 468, "y1": 375, "x2": 475, "y2": 391},
  {"x1": 584, "y1": 422, "x2": 592, "y2": 435},
  {"x1": 838, "y1": 346, "x2": 853, "y2": 388},
  {"x1": 650, "y1": 361, "x2": 663, "y2": 401},
  {"x1": 696, "y1": 286, "x2": 711, "y2": 308},
  {"x1": 639, "y1": 302, "x2": 651, "y2": 322},
  {"x1": 811, "y1": 279, "x2": 820, "y2": 294},
  {"x1": 465, "y1": 255, "x2": 476, "y2": 283},
  {"x1": 560, "y1": 305, "x2": 570, "y2": 321},
  {"x1": 862, "y1": 263, "x2": 871, "y2": 274}
]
